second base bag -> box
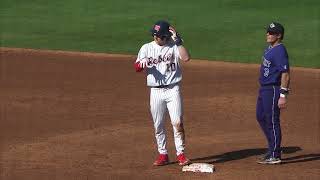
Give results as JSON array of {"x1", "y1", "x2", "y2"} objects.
[{"x1": 182, "y1": 163, "x2": 215, "y2": 173}]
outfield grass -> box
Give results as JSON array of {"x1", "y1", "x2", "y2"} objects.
[{"x1": 1, "y1": 0, "x2": 319, "y2": 68}]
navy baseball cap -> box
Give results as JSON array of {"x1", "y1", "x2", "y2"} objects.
[
  {"x1": 150, "y1": 20, "x2": 171, "y2": 38},
  {"x1": 266, "y1": 22, "x2": 284, "y2": 34}
]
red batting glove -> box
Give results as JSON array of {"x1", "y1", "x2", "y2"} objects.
[{"x1": 134, "y1": 62, "x2": 143, "y2": 72}]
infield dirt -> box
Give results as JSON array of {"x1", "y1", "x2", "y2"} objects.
[{"x1": 1, "y1": 48, "x2": 319, "y2": 180}]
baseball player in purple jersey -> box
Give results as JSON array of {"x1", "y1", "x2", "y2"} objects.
[
  {"x1": 134, "y1": 20, "x2": 191, "y2": 166},
  {"x1": 256, "y1": 22, "x2": 291, "y2": 164}
]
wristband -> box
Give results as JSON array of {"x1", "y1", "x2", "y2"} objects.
[
  {"x1": 280, "y1": 93, "x2": 286, "y2": 98},
  {"x1": 175, "y1": 35, "x2": 183, "y2": 46},
  {"x1": 280, "y1": 87, "x2": 290, "y2": 95}
]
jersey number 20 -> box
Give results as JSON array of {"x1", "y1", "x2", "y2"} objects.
[{"x1": 166, "y1": 62, "x2": 176, "y2": 72}]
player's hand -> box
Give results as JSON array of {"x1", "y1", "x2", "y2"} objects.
[
  {"x1": 138, "y1": 58, "x2": 148, "y2": 69},
  {"x1": 169, "y1": 26, "x2": 177, "y2": 40},
  {"x1": 278, "y1": 97, "x2": 287, "y2": 109},
  {"x1": 169, "y1": 26, "x2": 183, "y2": 46}
]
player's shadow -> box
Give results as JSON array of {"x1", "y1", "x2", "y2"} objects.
[
  {"x1": 148, "y1": 66, "x2": 166, "y2": 84},
  {"x1": 191, "y1": 146, "x2": 303, "y2": 164},
  {"x1": 281, "y1": 153, "x2": 320, "y2": 164}
]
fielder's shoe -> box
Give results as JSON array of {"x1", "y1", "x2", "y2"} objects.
[
  {"x1": 257, "y1": 157, "x2": 282, "y2": 165},
  {"x1": 177, "y1": 153, "x2": 191, "y2": 166},
  {"x1": 153, "y1": 154, "x2": 169, "y2": 166},
  {"x1": 257, "y1": 152, "x2": 271, "y2": 162}
]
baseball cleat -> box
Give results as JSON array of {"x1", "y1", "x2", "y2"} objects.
[
  {"x1": 177, "y1": 153, "x2": 191, "y2": 166},
  {"x1": 256, "y1": 152, "x2": 271, "y2": 162},
  {"x1": 153, "y1": 154, "x2": 169, "y2": 166},
  {"x1": 257, "y1": 157, "x2": 282, "y2": 164}
]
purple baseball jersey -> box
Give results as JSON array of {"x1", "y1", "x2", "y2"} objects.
[{"x1": 259, "y1": 43, "x2": 289, "y2": 86}]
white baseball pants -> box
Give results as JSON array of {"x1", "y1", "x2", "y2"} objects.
[{"x1": 150, "y1": 83, "x2": 185, "y2": 155}]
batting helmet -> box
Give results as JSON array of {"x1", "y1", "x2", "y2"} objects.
[{"x1": 150, "y1": 20, "x2": 172, "y2": 38}]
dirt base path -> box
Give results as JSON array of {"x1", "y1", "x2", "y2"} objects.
[{"x1": 1, "y1": 48, "x2": 319, "y2": 180}]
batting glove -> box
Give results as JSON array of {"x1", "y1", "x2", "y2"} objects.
[{"x1": 169, "y1": 27, "x2": 183, "y2": 46}]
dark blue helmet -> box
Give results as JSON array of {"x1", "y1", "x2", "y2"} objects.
[
  {"x1": 150, "y1": 20, "x2": 172, "y2": 38},
  {"x1": 266, "y1": 22, "x2": 285, "y2": 39}
]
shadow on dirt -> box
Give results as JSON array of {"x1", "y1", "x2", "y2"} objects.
[
  {"x1": 191, "y1": 146, "x2": 305, "y2": 164},
  {"x1": 281, "y1": 153, "x2": 320, "y2": 164}
]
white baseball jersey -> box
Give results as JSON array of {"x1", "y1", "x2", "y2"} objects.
[{"x1": 136, "y1": 41, "x2": 182, "y2": 87}]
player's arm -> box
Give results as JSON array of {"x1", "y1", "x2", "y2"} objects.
[
  {"x1": 278, "y1": 71, "x2": 290, "y2": 109},
  {"x1": 277, "y1": 48, "x2": 290, "y2": 109},
  {"x1": 280, "y1": 72, "x2": 290, "y2": 89},
  {"x1": 169, "y1": 26, "x2": 190, "y2": 62},
  {"x1": 134, "y1": 45, "x2": 148, "y2": 72},
  {"x1": 177, "y1": 46, "x2": 190, "y2": 62},
  {"x1": 277, "y1": 48, "x2": 290, "y2": 97},
  {"x1": 280, "y1": 71, "x2": 290, "y2": 98}
]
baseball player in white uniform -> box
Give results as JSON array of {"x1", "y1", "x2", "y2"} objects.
[{"x1": 134, "y1": 20, "x2": 191, "y2": 166}]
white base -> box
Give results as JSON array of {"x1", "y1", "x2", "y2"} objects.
[{"x1": 182, "y1": 163, "x2": 215, "y2": 173}]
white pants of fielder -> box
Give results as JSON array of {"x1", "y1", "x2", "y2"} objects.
[{"x1": 150, "y1": 83, "x2": 185, "y2": 155}]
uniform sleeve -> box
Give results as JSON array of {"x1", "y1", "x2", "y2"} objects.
[
  {"x1": 136, "y1": 45, "x2": 147, "y2": 63},
  {"x1": 274, "y1": 47, "x2": 290, "y2": 72}
]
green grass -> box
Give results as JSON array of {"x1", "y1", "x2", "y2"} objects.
[{"x1": 1, "y1": 0, "x2": 319, "y2": 68}]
